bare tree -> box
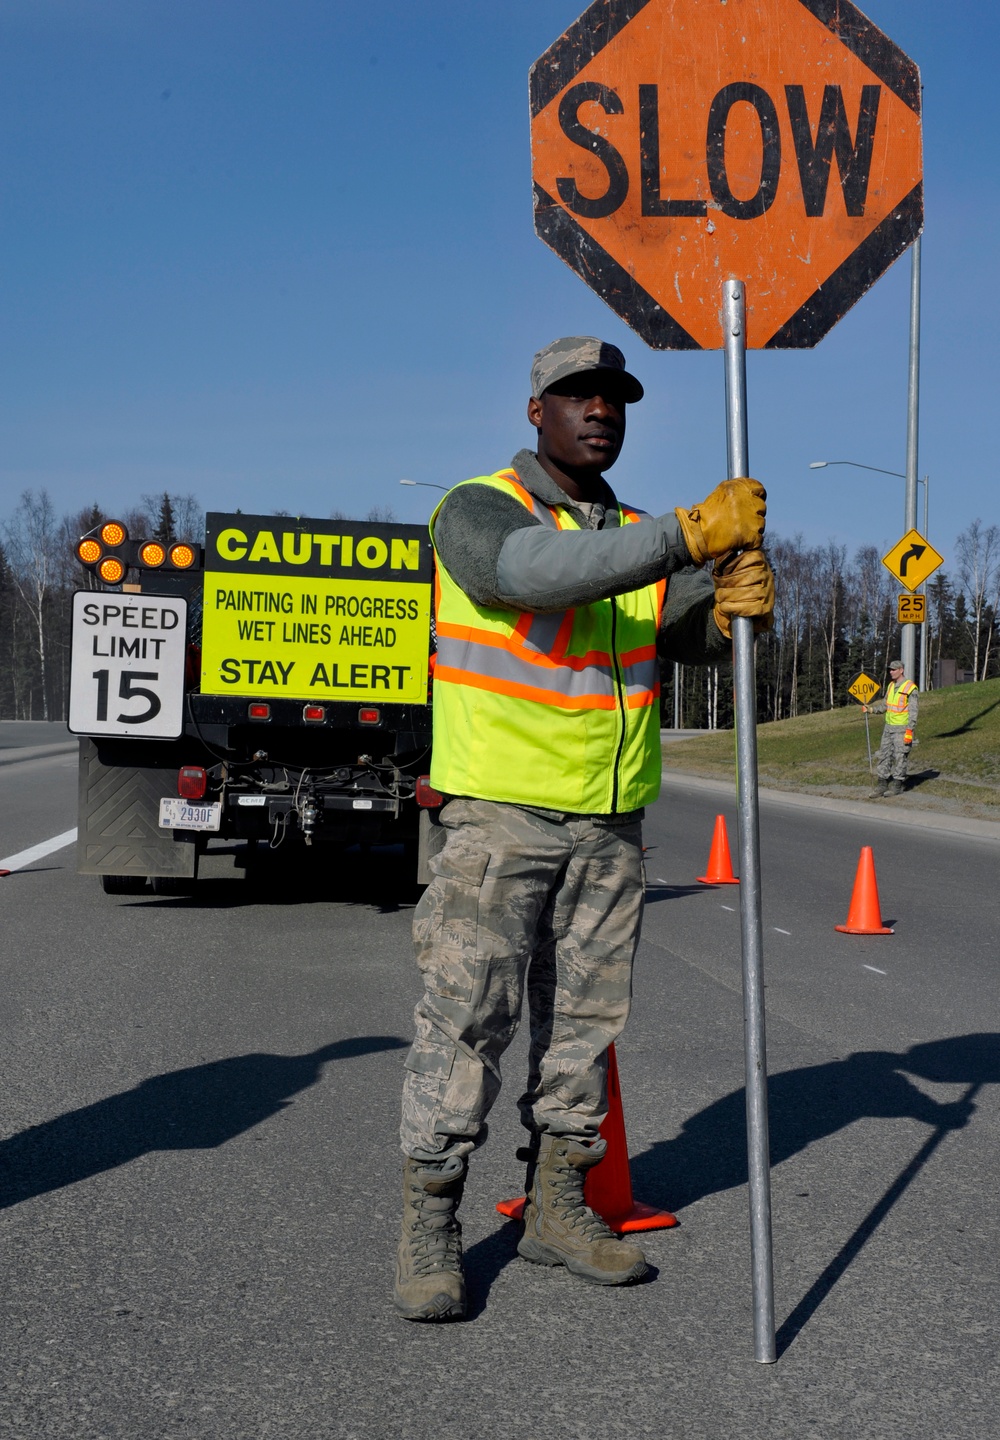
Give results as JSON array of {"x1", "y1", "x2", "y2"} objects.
[
  {"x1": 2, "y1": 489, "x2": 59, "y2": 720},
  {"x1": 956, "y1": 519, "x2": 1000, "y2": 680},
  {"x1": 770, "y1": 534, "x2": 808, "y2": 718}
]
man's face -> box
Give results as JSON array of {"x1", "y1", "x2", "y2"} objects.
[
  {"x1": 527, "y1": 371, "x2": 628, "y2": 477},
  {"x1": 890, "y1": 666, "x2": 903, "y2": 680}
]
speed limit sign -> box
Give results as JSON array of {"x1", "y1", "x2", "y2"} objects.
[{"x1": 68, "y1": 592, "x2": 187, "y2": 738}]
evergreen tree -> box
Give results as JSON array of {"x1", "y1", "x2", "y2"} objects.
[{"x1": 155, "y1": 492, "x2": 176, "y2": 545}]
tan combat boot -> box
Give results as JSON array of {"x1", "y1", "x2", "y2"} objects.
[
  {"x1": 394, "y1": 1155, "x2": 467, "y2": 1321},
  {"x1": 517, "y1": 1134, "x2": 648, "y2": 1285}
]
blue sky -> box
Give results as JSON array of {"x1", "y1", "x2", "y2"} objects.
[{"x1": 1, "y1": 0, "x2": 996, "y2": 568}]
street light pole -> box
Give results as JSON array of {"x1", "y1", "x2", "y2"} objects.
[
  {"x1": 809, "y1": 459, "x2": 930, "y2": 688},
  {"x1": 903, "y1": 235, "x2": 922, "y2": 680}
]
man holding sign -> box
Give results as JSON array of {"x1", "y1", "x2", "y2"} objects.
[
  {"x1": 394, "y1": 336, "x2": 772, "y2": 1321},
  {"x1": 864, "y1": 658, "x2": 918, "y2": 797}
]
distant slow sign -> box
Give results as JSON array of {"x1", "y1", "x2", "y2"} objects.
[
  {"x1": 200, "y1": 513, "x2": 433, "y2": 704},
  {"x1": 847, "y1": 671, "x2": 880, "y2": 706}
]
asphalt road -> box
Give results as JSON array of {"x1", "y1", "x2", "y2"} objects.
[{"x1": 2, "y1": 732, "x2": 998, "y2": 1439}]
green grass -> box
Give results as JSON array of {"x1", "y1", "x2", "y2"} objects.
[{"x1": 662, "y1": 676, "x2": 1000, "y2": 818}]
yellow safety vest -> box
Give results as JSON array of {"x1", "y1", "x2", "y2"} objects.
[
  {"x1": 885, "y1": 678, "x2": 916, "y2": 726},
  {"x1": 429, "y1": 470, "x2": 666, "y2": 814}
]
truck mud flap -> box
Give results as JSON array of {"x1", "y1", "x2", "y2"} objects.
[
  {"x1": 77, "y1": 738, "x2": 197, "y2": 880},
  {"x1": 416, "y1": 807, "x2": 446, "y2": 886}
]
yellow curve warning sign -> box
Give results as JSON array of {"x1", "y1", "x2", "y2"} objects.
[
  {"x1": 847, "y1": 671, "x2": 880, "y2": 706},
  {"x1": 200, "y1": 513, "x2": 433, "y2": 704}
]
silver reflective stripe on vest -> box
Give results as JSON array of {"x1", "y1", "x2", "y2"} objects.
[
  {"x1": 435, "y1": 634, "x2": 616, "y2": 700},
  {"x1": 620, "y1": 655, "x2": 660, "y2": 696},
  {"x1": 520, "y1": 610, "x2": 567, "y2": 655}
]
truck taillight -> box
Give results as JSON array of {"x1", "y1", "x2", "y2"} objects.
[
  {"x1": 358, "y1": 707, "x2": 380, "y2": 724},
  {"x1": 415, "y1": 776, "x2": 443, "y2": 808},
  {"x1": 185, "y1": 643, "x2": 201, "y2": 688},
  {"x1": 178, "y1": 766, "x2": 207, "y2": 800},
  {"x1": 303, "y1": 705, "x2": 326, "y2": 722},
  {"x1": 248, "y1": 703, "x2": 271, "y2": 721}
]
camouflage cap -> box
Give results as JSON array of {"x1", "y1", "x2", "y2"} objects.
[
  {"x1": 888, "y1": 658, "x2": 904, "y2": 668},
  {"x1": 530, "y1": 336, "x2": 644, "y2": 403}
]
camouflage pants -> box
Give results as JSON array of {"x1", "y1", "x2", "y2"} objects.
[
  {"x1": 400, "y1": 797, "x2": 644, "y2": 1163},
  {"x1": 875, "y1": 726, "x2": 910, "y2": 781}
]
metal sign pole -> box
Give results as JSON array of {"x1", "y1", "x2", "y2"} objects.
[
  {"x1": 722, "y1": 279, "x2": 776, "y2": 1364},
  {"x1": 864, "y1": 709, "x2": 874, "y2": 781},
  {"x1": 902, "y1": 235, "x2": 921, "y2": 680}
]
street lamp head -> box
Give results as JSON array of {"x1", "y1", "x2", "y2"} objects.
[
  {"x1": 808, "y1": 461, "x2": 828, "y2": 469},
  {"x1": 399, "y1": 479, "x2": 416, "y2": 486}
]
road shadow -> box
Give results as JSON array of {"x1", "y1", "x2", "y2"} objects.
[
  {"x1": 125, "y1": 845, "x2": 421, "y2": 913},
  {"x1": 644, "y1": 883, "x2": 711, "y2": 904},
  {"x1": 0, "y1": 1035, "x2": 408, "y2": 1211},
  {"x1": 629, "y1": 1033, "x2": 996, "y2": 1353}
]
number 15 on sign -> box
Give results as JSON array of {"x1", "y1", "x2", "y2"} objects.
[{"x1": 68, "y1": 592, "x2": 187, "y2": 738}]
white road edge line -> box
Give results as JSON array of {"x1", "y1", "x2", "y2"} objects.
[
  {"x1": 0, "y1": 828, "x2": 78, "y2": 873},
  {"x1": 721, "y1": 904, "x2": 736, "y2": 912},
  {"x1": 774, "y1": 927, "x2": 792, "y2": 935},
  {"x1": 863, "y1": 964, "x2": 887, "y2": 975}
]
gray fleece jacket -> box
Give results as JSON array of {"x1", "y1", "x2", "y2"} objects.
[{"x1": 431, "y1": 449, "x2": 730, "y2": 666}]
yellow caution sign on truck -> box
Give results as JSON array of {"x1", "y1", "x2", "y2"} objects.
[{"x1": 201, "y1": 513, "x2": 433, "y2": 704}]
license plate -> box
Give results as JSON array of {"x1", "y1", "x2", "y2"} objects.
[{"x1": 159, "y1": 798, "x2": 222, "y2": 832}]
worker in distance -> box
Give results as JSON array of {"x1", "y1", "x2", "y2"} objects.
[
  {"x1": 864, "y1": 656, "x2": 918, "y2": 797},
  {"x1": 396, "y1": 335, "x2": 774, "y2": 1321}
]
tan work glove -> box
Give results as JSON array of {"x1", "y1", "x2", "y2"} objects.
[
  {"x1": 675, "y1": 478, "x2": 767, "y2": 564},
  {"x1": 712, "y1": 549, "x2": 775, "y2": 639}
]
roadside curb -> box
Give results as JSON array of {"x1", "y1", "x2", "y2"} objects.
[
  {"x1": 0, "y1": 742, "x2": 78, "y2": 769},
  {"x1": 661, "y1": 768, "x2": 1000, "y2": 843}
]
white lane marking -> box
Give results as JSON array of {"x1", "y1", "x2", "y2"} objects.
[
  {"x1": 0, "y1": 828, "x2": 78, "y2": 873},
  {"x1": 774, "y1": 927, "x2": 791, "y2": 935},
  {"x1": 721, "y1": 904, "x2": 736, "y2": 912},
  {"x1": 653, "y1": 877, "x2": 670, "y2": 885},
  {"x1": 863, "y1": 964, "x2": 887, "y2": 975}
]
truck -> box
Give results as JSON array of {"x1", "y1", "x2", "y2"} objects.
[{"x1": 68, "y1": 510, "x2": 438, "y2": 896}]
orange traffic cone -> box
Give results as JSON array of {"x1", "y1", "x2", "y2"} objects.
[
  {"x1": 496, "y1": 1043, "x2": 678, "y2": 1234},
  {"x1": 835, "y1": 845, "x2": 894, "y2": 935},
  {"x1": 697, "y1": 814, "x2": 739, "y2": 884}
]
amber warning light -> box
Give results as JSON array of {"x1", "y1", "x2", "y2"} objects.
[
  {"x1": 98, "y1": 556, "x2": 126, "y2": 584},
  {"x1": 169, "y1": 543, "x2": 196, "y2": 570}
]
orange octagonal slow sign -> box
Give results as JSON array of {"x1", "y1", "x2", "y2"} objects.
[{"x1": 530, "y1": 0, "x2": 922, "y2": 349}]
